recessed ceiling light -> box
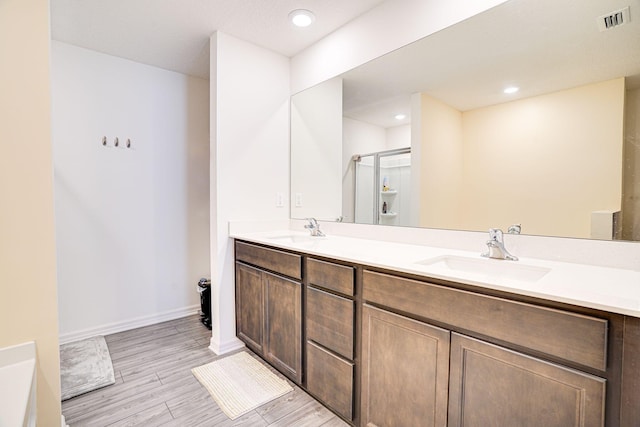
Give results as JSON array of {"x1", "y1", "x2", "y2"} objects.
[
  {"x1": 289, "y1": 9, "x2": 315, "y2": 27},
  {"x1": 504, "y1": 86, "x2": 519, "y2": 94},
  {"x1": 394, "y1": 114, "x2": 406, "y2": 120}
]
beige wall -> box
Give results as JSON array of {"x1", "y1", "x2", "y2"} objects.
[
  {"x1": 623, "y1": 88, "x2": 640, "y2": 240},
  {"x1": 419, "y1": 94, "x2": 464, "y2": 229},
  {"x1": 0, "y1": 0, "x2": 62, "y2": 424},
  {"x1": 419, "y1": 78, "x2": 625, "y2": 238}
]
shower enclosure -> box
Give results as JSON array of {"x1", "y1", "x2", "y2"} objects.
[{"x1": 354, "y1": 148, "x2": 411, "y2": 226}]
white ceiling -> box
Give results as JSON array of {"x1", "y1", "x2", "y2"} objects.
[
  {"x1": 51, "y1": 0, "x2": 640, "y2": 128},
  {"x1": 50, "y1": 0, "x2": 387, "y2": 80}
]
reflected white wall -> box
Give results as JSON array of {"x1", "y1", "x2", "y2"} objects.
[{"x1": 291, "y1": 78, "x2": 343, "y2": 221}]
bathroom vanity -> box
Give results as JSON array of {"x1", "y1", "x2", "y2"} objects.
[{"x1": 233, "y1": 231, "x2": 640, "y2": 427}]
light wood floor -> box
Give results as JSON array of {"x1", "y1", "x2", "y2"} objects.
[{"x1": 62, "y1": 315, "x2": 349, "y2": 427}]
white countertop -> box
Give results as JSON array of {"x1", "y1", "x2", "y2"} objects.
[
  {"x1": 0, "y1": 341, "x2": 37, "y2": 427},
  {"x1": 230, "y1": 229, "x2": 640, "y2": 318}
]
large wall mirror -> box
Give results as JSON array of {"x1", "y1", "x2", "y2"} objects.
[{"x1": 291, "y1": 0, "x2": 640, "y2": 241}]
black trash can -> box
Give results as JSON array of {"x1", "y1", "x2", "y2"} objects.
[{"x1": 197, "y1": 278, "x2": 211, "y2": 329}]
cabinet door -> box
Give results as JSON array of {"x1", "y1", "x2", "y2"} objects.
[
  {"x1": 235, "y1": 262, "x2": 264, "y2": 353},
  {"x1": 264, "y1": 271, "x2": 302, "y2": 384},
  {"x1": 361, "y1": 305, "x2": 450, "y2": 427},
  {"x1": 448, "y1": 333, "x2": 606, "y2": 427}
]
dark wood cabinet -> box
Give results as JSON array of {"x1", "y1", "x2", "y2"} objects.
[
  {"x1": 362, "y1": 270, "x2": 609, "y2": 427},
  {"x1": 264, "y1": 271, "x2": 302, "y2": 383},
  {"x1": 234, "y1": 240, "x2": 640, "y2": 427},
  {"x1": 361, "y1": 304, "x2": 451, "y2": 427},
  {"x1": 448, "y1": 333, "x2": 606, "y2": 427},
  {"x1": 305, "y1": 258, "x2": 357, "y2": 423},
  {"x1": 235, "y1": 242, "x2": 302, "y2": 384}
]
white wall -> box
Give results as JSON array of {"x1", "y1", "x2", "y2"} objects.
[
  {"x1": 210, "y1": 32, "x2": 290, "y2": 353},
  {"x1": 52, "y1": 42, "x2": 211, "y2": 341},
  {"x1": 386, "y1": 125, "x2": 411, "y2": 150},
  {"x1": 0, "y1": 0, "x2": 61, "y2": 423}
]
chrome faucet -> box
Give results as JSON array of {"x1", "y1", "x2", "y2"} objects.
[
  {"x1": 304, "y1": 218, "x2": 325, "y2": 237},
  {"x1": 482, "y1": 228, "x2": 518, "y2": 261}
]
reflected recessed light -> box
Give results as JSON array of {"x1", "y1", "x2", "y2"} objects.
[
  {"x1": 289, "y1": 9, "x2": 315, "y2": 27},
  {"x1": 394, "y1": 114, "x2": 406, "y2": 120},
  {"x1": 504, "y1": 86, "x2": 519, "y2": 94}
]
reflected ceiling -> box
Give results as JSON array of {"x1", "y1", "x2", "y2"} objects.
[{"x1": 343, "y1": 0, "x2": 640, "y2": 127}]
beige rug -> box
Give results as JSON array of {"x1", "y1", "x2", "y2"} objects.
[{"x1": 192, "y1": 352, "x2": 293, "y2": 420}]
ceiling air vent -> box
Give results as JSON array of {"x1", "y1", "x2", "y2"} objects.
[{"x1": 597, "y1": 6, "x2": 631, "y2": 31}]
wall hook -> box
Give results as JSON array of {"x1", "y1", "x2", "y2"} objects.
[
  {"x1": 126, "y1": 138, "x2": 131, "y2": 148},
  {"x1": 114, "y1": 137, "x2": 119, "y2": 147},
  {"x1": 102, "y1": 136, "x2": 107, "y2": 146}
]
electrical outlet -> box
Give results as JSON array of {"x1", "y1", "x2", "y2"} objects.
[
  {"x1": 295, "y1": 193, "x2": 303, "y2": 207},
  {"x1": 276, "y1": 192, "x2": 284, "y2": 207}
]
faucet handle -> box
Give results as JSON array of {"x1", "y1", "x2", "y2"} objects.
[
  {"x1": 508, "y1": 224, "x2": 522, "y2": 234},
  {"x1": 488, "y1": 228, "x2": 503, "y2": 242}
]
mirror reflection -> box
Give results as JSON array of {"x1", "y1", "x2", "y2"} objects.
[
  {"x1": 290, "y1": 0, "x2": 640, "y2": 241},
  {"x1": 353, "y1": 148, "x2": 412, "y2": 226}
]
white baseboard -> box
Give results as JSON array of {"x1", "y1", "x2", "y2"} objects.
[
  {"x1": 208, "y1": 336, "x2": 245, "y2": 355},
  {"x1": 59, "y1": 305, "x2": 200, "y2": 344}
]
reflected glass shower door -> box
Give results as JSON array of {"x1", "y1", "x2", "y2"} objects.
[
  {"x1": 354, "y1": 148, "x2": 411, "y2": 225},
  {"x1": 379, "y1": 150, "x2": 411, "y2": 226}
]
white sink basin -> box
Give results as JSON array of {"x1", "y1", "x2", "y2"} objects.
[
  {"x1": 265, "y1": 233, "x2": 325, "y2": 244},
  {"x1": 416, "y1": 255, "x2": 550, "y2": 283}
]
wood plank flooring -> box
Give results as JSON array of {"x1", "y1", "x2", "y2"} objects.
[{"x1": 62, "y1": 315, "x2": 349, "y2": 427}]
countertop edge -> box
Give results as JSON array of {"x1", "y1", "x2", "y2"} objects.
[{"x1": 231, "y1": 230, "x2": 640, "y2": 318}]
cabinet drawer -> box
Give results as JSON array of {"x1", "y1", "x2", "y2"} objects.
[
  {"x1": 306, "y1": 341, "x2": 354, "y2": 421},
  {"x1": 235, "y1": 241, "x2": 301, "y2": 280},
  {"x1": 363, "y1": 270, "x2": 608, "y2": 371},
  {"x1": 307, "y1": 287, "x2": 354, "y2": 359},
  {"x1": 307, "y1": 258, "x2": 354, "y2": 296}
]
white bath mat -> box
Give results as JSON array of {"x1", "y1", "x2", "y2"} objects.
[
  {"x1": 192, "y1": 352, "x2": 293, "y2": 420},
  {"x1": 60, "y1": 336, "x2": 115, "y2": 401}
]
